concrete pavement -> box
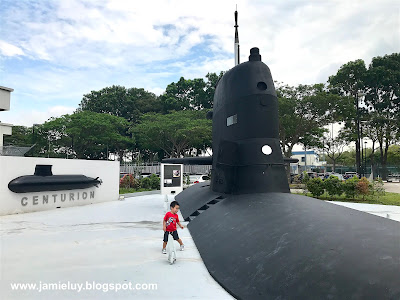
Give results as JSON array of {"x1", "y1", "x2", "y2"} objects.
[
  {"x1": 384, "y1": 182, "x2": 400, "y2": 194},
  {"x1": 0, "y1": 194, "x2": 233, "y2": 300}
]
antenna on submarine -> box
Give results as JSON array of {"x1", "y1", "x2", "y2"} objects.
[{"x1": 234, "y1": 5, "x2": 240, "y2": 66}]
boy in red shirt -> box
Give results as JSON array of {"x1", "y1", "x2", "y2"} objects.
[{"x1": 162, "y1": 201, "x2": 185, "y2": 254}]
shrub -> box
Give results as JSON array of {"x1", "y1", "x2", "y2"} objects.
[
  {"x1": 301, "y1": 171, "x2": 310, "y2": 184},
  {"x1": 343, "y1": 176, "x2": 359, "y2": 199},
  {"x1": 140, "y1": 177, "x2": 152, "y2": 189},
  {"x1": 120, "y1": 175, "x2": 131, "y2": 189},
  {"x1": 324, "y1": 175, "x2": 343, "y2": 198},
  {"x1": 356, "y1": 177, "x2": 370, "y2": 201},
  {"x1": 371, "y1": 177, "x2": 385, "y2": 199},
  {"x1": 306, "y1": 178, "x2": 325, "y2": 197},
  {"x1": 120, "y1": 174, "x2": 141, "y2": 190},
  {"x1": 293, "y1": 175, "x2": 302, "y2": 184},
  {"x1": 149, "y1": 174, "x2": 160, "y2": 190}
]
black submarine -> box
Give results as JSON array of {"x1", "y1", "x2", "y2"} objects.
[
  {"x1": 8, "y1": 164, "x2": 102, "y2": 193},
  {"x1": 161, "y1": 10, "x2": 400, "y2": 300}
]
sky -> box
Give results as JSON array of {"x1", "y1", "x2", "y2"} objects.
[{"x1": 0, "y1": 0, "x2": 399, "y2": 128}]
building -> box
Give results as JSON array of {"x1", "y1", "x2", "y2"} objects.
[
  {"x1": 0, "y1": 86, "x2": 14, "y2": 148},
  {"x1": 290, "y1": 150, "x2": 326, "y2": 174}
]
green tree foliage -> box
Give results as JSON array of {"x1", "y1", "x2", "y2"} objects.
[
  {"x1": 78, "y1": 86, "x2": 161, "y2": 123},
  {"x1": 277, "y1": 83, "x2": 339, "y2": 157},
  {"x1": 329, "y1": 59, "x2": 367, "y2": 98},
  {"x1": 387, "y1": 145, "x2": 400, "y2": 165},
  {"x1": 322, "y1": 132, "x2": 347, "y2": 172},
  {"x1": 364, "y1": 53, "x2": 400, "y2": 178},
  {"x1": 133, "y1": 110, "x2": 212, "y2": 158},
  {"x1": 3, "y1": 126, "x2": 33, "y2": 146},
  {"x1": 160, "y1": 72, "x2": 224, "y2": 112},
  {"x1": 328, "y1": 59, "x2": 368, "y2": 175},
  {"x1": 36, "y1": 111, "x2": 133, "y2": 159},
  {"x1": 331, "y1": 149, "x2": 356, "y2": 167}
]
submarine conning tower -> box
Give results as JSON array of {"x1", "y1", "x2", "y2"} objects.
[{"x1": 211, "y1": 47, "x2": 290, "y2": 194}]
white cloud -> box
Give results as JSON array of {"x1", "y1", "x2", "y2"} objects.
[
  {"x1": 0, "y1": 105, "x2": 75, "y2": 127},
  {"x1": 0, "y1": 40, "x2": 24, "y2": 57},
  {"x1": 0, "y1": 0, "x2": 398, "y2": 127}
]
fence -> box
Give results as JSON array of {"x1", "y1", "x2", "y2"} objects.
[
  {"x1": 0, "y1": 146, "x2": 33, "y2": 156},
  {"x1": 323, "y1": 165, "x2": 400, "y2": 178},
  {"x1": 120, "y1": 162, "x2": 212, "y2": 175}
]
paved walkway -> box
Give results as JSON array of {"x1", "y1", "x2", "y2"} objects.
[
  {"x1": 329, "y1": 201, "x2": 400, "y2": 222},
  {"x1": 384, "y1": 182, "x2": 400, "y2": 194},
  {"x1": 0, "y1": 194, "x2": 233, "y2": 300}
]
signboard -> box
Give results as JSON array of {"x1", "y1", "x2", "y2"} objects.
[
  {"x1": 160, "y1": 163, "x2": 183, "y2": 195},
  {"x1": 0, "y1": 156, "x2": 119, "y2": 216}
]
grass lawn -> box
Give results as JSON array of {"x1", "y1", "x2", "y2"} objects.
[
  {"x1": 119, "y1": 188, "x2": 156, "y2": 194},
  {"x1": 297, "y1": 191, "x2": 400, "y2": 206}
]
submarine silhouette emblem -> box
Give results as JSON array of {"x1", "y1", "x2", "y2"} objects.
[
  {"x1": 8, "y1": 164, "x2": 102, "y2": 193},
  {"x1": 162, "y1": 48, "x2": 400, "y2": 299}
]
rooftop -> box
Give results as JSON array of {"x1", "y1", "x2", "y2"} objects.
[{"x1": 0, "y1": 86, "x2": 14, "y2": 92}]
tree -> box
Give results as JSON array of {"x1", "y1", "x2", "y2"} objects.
[
  {"x1": 386, "y1": 145, "x2": 400, "y2": 165},
  {"x1": 328, "y1": 59, "x2": 368, "y2": 175},
  {"x1": 323, "y1": 135, "x2": 346, "y2": 172},
  {"x1": 334, "y1": 150, "x2": 356, "y2": 167},
  {"x1": 37, "y1": 111, "x2": 134, "y2": 160},
  {"x1": 160, "y1": 72, "x2": 224, "y2": 113},
  {"x1": 78, "y1": 85, "x2": 161, "y2": 123},
  {"x1": 277, "y1": 83, "x2": 339, "y2": 157},
  {"x1": 364, "y1": 53, "x2": 400, "y2": 179},
  {"x1": 3, "y1": 126, "x2": 32, "y2": 146},
  {"x1": 204, "y1": 72, "x2": 225, "y2": 109},
  {"x1": 133, "y1": 110, "x2": 212, "y2": 158}
]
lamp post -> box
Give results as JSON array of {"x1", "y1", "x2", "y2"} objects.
[
  {"x1": 364, "y1": 141, "x2": 368, "y2": 178},
  {"x1": 360, "y1": 120, "x2": 368, "y2": 178},
  {"x1": 356, "y1": 92, "x2": 366, "y2": 176}
]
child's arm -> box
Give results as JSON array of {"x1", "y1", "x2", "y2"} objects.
[
  {"x1": 163, "y1": 219, "x2": 166, "y2": 231},
  {"x1": 177, "y1": 221, "x2": 184, "y2": 229}
]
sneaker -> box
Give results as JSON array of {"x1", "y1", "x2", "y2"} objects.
[
  {"x1": 180, "y1": 244, "x2": 184, "y2": 251},
  {"x1": 162, "y1": 248, "x2": 167, "y2": 254}
]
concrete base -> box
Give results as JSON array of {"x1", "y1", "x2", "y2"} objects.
[{"x1": 0, "y1": 194, "x2": 232, "y2": 299}]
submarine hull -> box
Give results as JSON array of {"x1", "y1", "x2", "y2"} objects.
[
  {"x1": 8, "y1": 175, "x2": 101, "y2": 193},
  {"x1": 177, "y1": 183, "x2": 400, "y2": 299}
]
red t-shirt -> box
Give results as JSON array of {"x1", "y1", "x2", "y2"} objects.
[{"x1": 164, "y1": 211, "x2": 179, "y2": 232}]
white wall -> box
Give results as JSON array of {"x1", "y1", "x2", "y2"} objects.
[
  {"x1": 0, "y1": 88, "x2": 12, "y2": 111},
  {"x1": 0, "y1": 156, "x2": 119, "y2": 216}
]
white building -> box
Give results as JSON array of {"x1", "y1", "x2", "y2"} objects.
[
  {"x1": 0, "y1": 86, "x2": 14, "y2": 147},
  {"x1": 290, "y1": 150, "x2": 326, "y2": 174}
]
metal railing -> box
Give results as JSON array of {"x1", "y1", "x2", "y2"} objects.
[{"x1": 120, "y1": 162, "x2": 212, "y2": 175}]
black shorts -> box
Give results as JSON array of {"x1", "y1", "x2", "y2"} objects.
[{"x1": 163, "y1": 231, "x2": 179, "y2": 242}]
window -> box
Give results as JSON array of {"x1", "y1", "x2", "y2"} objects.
[{"x1": 227, "y1": 114, "x2": 237, "y2": 126}]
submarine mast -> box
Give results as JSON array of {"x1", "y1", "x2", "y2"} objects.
[{"x1": 234, "y1": 7, "x2": 240, "y2": 66}]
